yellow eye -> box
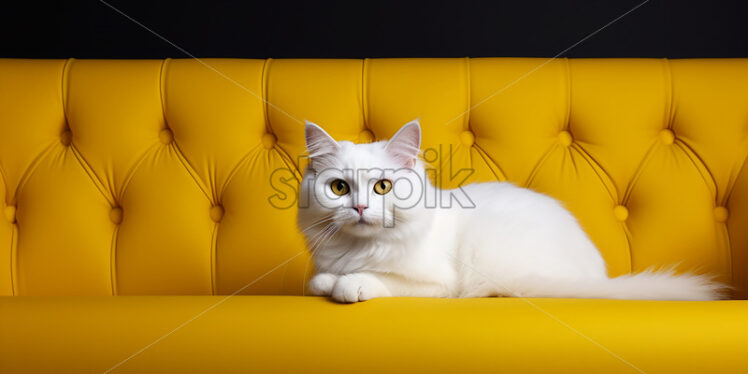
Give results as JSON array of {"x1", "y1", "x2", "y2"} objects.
[
  {"x1": 330, "y1": 179, "x2": 350, "y2": 196},
  {"x1": 373, "y1": 179, "x2": 392, "y2": 195}
]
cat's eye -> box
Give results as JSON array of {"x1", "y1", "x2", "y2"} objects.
[
  {"x1": 330, "y1": 179, "x2": 350, "y2": 196},
  {"x1": 373, "y1": 179, "x2": 393, "y2": 195}
]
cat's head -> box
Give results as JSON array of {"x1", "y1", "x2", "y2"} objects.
[{"x1": 298, "y1": 120, "x2": 427, "y2": 240}]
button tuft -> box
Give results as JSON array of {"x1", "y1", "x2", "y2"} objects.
[
  {"x1": 359, "y1": 129, "x2": 375, "y2": 143},
  {"x1": 4, "y1": 206, "x2": 16, "y2": 223},
  {"x1": 659, "y1": 129, "x2": 675, "y2": 145},
  {"x1": 557, "y1": 131, "x2": 573, "y2": 147},
  {"x1": 60, "y1": 130, "x2": 72, "y2": 146},
  {"x1": 210, "y1": 205, "x2": 225, "y2": 222},
  {"x1": 714, "y1": 206, "x2": 729, "y2": 223},
  {"x1": 262, "y1": 133, "x2": 277, "y2": 149},
  {"x1": 159, "y1": 129, "x2": 174, "y2": 144},
  {"x1": 460, "y1": 131, "x2": 475, "y2": 147},
  {"x1": 110, "y1": 207, "x2": 123, "y2": 224},
  {"x1": 613, "y1": 205, "x2": 629, "y2": 222}
]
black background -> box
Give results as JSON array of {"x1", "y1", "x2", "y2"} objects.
[{"x1": 2, "y1": 0, "x2": 747, "y2": 59}]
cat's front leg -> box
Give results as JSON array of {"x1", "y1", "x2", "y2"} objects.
[
  {"x1": 308, "y1": 273, "x2": 338, "y2": 296},
  {"x1": 331, "y1": 273, "x2": 391, "y2": 303}
]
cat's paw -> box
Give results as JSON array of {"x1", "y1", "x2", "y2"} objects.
[
  {"x1": 308, "y1": 273, "x2": 337, "y2": 296},
  {"x1": 331, "y1": 273, "x2": 390, "y2": 303}
]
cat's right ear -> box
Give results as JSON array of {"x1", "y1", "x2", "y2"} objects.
[
  {"x1": 385, "y1": 119, "x2": 421, "y2": 168},
  {"x1": 305, "y1": 120, "x2": 340, "y2": 159}
]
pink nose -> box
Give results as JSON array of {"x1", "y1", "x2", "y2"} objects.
[{"x1": 354, "y1": 204, "x2": 367, "y2": 216}]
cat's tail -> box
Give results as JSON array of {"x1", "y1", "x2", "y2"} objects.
[{"x1": 509, "y1": 269, "x2": 729, "y2": 301}]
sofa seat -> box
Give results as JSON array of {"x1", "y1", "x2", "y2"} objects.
[
  {"x1": 1, "y1": 296, "x2": 746, "y2": 373},
  {"x1": 2, "y1": 58, "x2": 748, "y2": 373}
]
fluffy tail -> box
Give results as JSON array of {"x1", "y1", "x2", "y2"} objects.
[{"x1": 509, "y1": 269, "x2": 728, "y2": 301}]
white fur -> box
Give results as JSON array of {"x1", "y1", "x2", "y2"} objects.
[{"x1": 298, "y1": 120, "x2": 726, "y2": 303}]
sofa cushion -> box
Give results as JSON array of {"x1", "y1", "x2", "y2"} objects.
[
  {"x1": 1, "y1": 296, "x2": 745, "y2": 373},
  {"x1": 3, "y1": 59, "x2": 748, "y2": 297}
]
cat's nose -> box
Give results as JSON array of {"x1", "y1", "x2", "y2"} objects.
[{"x1": 353, "y1": 204, "x2": 368, "y2": 216}]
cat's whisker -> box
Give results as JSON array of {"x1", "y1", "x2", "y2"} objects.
[
  {"x1": 305, "y1": 222, "x2": 334, "y2": 255},
  {"x1": 302, "y1": 222, "x2": 340, "y2": 295},
  {"x1": 311, "y1": 226, "x2": 341, "y2": 269},
  {"x1": 303, "y1": 228, "x2": 342, "y2": 296},
  {"x1": 304, "y1": 215, "x2": 340, "y2": 245},
  {"x1": 302, "y1": 226, "x2": 330, "y2": 296},
  {"x1": 311, "y1": 224, "x2": 341, "y2": 259},
  {"x1": 300, "y1": 214, "x2": 335, "y2": 234},
  {"x1": 386, "y1": 214, "x2": 407, "y2": 227}
]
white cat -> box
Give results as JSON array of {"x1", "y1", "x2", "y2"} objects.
[{"x1": 297, "y1": 119, "x2": 725, "y2": 303}]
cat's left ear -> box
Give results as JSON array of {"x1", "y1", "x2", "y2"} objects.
[
  {"x1": 305, "y1": 120, "x2": 340, "y2": 158},
  {"x1": 386, "y1": 119, "x2": 421, "y2": 168}
]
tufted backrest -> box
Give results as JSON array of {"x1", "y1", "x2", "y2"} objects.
[{"x1": 1, "y1": 58, "x2": 747, "y2": 298}]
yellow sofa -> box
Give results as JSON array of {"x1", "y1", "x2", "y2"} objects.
[{"x1": 0, "y1": 58, "x2": 746, "y2": 372}]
